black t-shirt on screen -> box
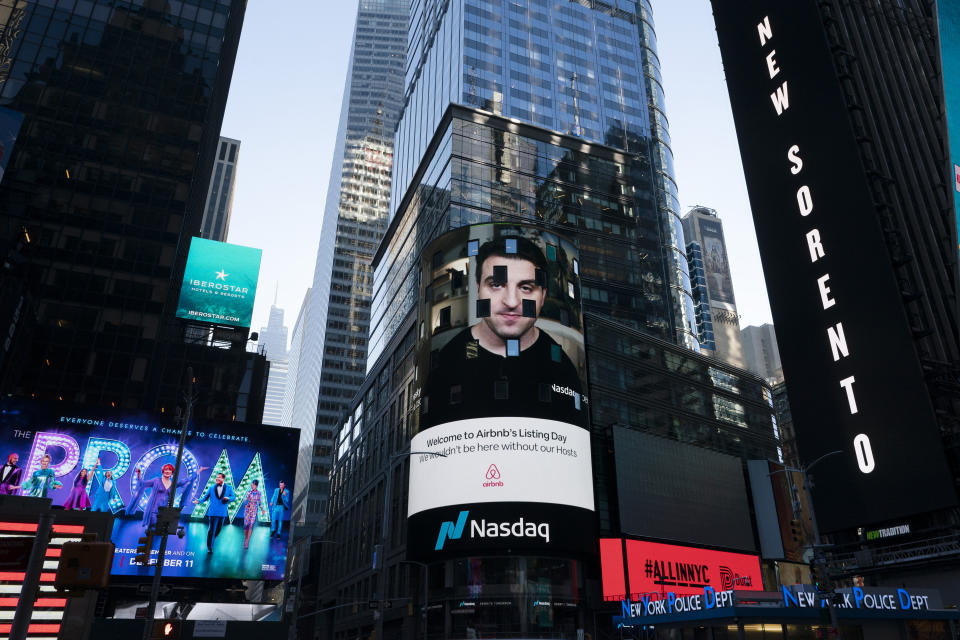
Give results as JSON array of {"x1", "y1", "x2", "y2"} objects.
[{"x1": 423, "y1": 326, "x2": 587, "y2": 428}]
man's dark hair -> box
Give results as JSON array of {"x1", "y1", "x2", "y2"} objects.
[
  {"x1": 216, "y1": 473, "x2": 225, "y2": 479},
  {"x1": 475, "y1": 236, "x2": 548, "y2": 284}
]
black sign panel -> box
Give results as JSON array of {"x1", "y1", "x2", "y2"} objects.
[{"x1": 711, "y1": 0, "x2": 956, "y2": 531}]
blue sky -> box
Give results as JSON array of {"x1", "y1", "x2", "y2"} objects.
[{"x1": 222, "y1": 0, "x2": 773, "y2": 343}]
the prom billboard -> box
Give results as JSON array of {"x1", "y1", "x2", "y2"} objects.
[
  {"x1": 407, "y1": 224, "x2": 594, "y2": 559},
  {"x1": 0, "y1": 398, "x2": 297, "y2": 581},
  {"x1": 175, "y1": 237, "x2": 262, "y2": 328}
]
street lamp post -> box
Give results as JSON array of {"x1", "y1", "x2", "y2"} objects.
[
  {"x1": 374, "y1": 450, "x2": 445, "y2": 640},
  {"x1": 400, "y1": 559, "x2": 429, "y2": 640},
  {"x1": 770, "y1": 450, "x2": 843, "y2": 638},
  {"x1": 289, "y1": 538, "x2": 339, "y2": 640}
]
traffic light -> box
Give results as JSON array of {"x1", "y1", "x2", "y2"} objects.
[
  {"x1": 810, "y1": 564, "x2": 822, "y2": 590},
  {"x1": 134, "y1": 529, "x2": 154, "y2": 566},
  {"x1": 151, "y1": 619, "x2": 181, "y2": 640}
]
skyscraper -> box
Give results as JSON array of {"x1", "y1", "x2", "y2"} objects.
[
  {"x1": 0, "y1": 0, "x2": 254, "y2": 419},
  {"x1": 258, "y1": 301, "x2": 289, "y2": 426},
  {"x1": 713, "y1": 0, "x2": 960, "y2": 599},
  {"x1": 681, "y1": 206, "x2": 745, "y2": 368},
  {"x1": 741, "y1": 323, "x2": 782, "y2": 383},
  {"x1": 315, "y1": 2, "x2": 781, "y2": 638},
  {"x1": 200, "y1": 136, "x2": 240, "y2": 242},
  {"x1": 286, "y1": 0, "x2": 408, "y2": 531}
]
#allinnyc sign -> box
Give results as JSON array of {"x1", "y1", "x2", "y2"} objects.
[{"x1": 711, "y1": 0, "x2": 955, "y2": 531}]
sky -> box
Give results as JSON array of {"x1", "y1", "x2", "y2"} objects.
[{"x1": 221, "y1": 0, "x2": 774, "y2": 345}]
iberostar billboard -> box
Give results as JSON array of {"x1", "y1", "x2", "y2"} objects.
[
  {"x1": 407, "y1": 224, "x2": 594, "y2": 559},
  {"x1": 176, "y1": 237, "x2": 262, "y2": 328},
  {"x1": 0, "y1": 398, "x2": 297, "y2": 581}
]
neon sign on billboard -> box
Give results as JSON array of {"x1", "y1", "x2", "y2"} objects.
[
  {"x1": 600, "y1": 537, "x2": 763, "y2": 599},
  {"x1": 176, "y1": 237, "x2": 262, "y2": 328},
  {"x1": 0, "y1": 398, "x2": 297, "y2": 581},
  {"x1": 407, "y1": 224, "x2": 594, "y2": 558}
]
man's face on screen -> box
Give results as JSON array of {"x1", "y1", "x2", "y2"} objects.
[{"x1": 477, "y1": 256, "x2": 545, "y2": 343}]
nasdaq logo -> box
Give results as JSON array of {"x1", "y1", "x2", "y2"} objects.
[{"x1": 434, "y1": 511, "x2": 469, "y2": 550}]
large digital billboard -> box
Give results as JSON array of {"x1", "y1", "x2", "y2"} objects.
[
  {"x1": 175, "y1": 237, "x2": 262, "y2": 328},
  {"x1": 938, "y1": 1, "x2": 960, "y2": 259},
  {"x1": 0, "y1": 398, "x2": 297, "y2": 581},
  {"x1": 600, "y1": 538, "x2": 763, "y2": 600},
  {"x1": 0, "y1": 107, "x2": 24, "y2": 186},
  {"x1": 407, "y1": 224, "x2": 594, "y2": 559},
  {"x1": 711, "y1": 1, "x2": 956, "y2": 531}
]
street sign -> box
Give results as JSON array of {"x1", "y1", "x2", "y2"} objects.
[{"x1": 369, "y1": 600, "x2": 379, "y2": 609}]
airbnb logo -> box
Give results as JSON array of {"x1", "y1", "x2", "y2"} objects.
[{"x1": 483, "y1": 464, "x2": 503, "y2": 487}]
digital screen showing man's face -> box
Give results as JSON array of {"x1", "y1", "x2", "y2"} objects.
[{"x1": 478, "y1": 255, "x2": 545, "y2": 342}]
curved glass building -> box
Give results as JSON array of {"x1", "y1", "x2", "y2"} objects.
[{"x1": 314, "y1": 3, "x2": 778, "y2": 640}]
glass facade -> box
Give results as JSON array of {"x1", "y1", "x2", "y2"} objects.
[
  {"x1": 382, "y1": 0, "x2": 697, "y2": 357},
  {"x1": 200, "y1": 136, "x2": 239, "y2": 242},
  {"x1": 686, "y1": 240, "x2": 716, "y2": 350},
  {"x1": 0, "y1": 0, "x2": 249, "y2": 417},
  {"x1": 286, "y1": 0, "x2": 408, "y2": 529}
]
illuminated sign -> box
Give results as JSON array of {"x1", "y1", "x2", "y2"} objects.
[
  {"x1": 782, "y1": 586, "x2": 934, "y2": 612},
  {"x1": 406, "y1": 224, "x2": 594, "y2": 558},
  {"x1": 176, "y1": 237, "x2": 262, "y2": 328},
  {"x1": 937, "y1": 1, "x2": 960, "y2": 257},
  {"x1": 601, "y1": 538, "x2": 763, "y2": 599},
  {"x1": 865, "y1": 524, "x2": 910, "y2": 541},
  {"x1": 616, "y1": 585, "x2": 943, "y2": 625},
  {"x1": 0, "y1": 398, "x2": 297, "y2": 581},
  {"x1": 711, "y1": 0, "x2": 955, "y2": 531}
]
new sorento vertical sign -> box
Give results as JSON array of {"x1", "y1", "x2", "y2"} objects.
[{"x1": 711, "y1": 0, "x2": 955, "y2": 531}]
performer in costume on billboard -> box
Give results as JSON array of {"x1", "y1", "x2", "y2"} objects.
[
  {"x1": 0, "y1": 453, "x2": 23, "y2": 495},
  {"x1": 194, "y1": 472, "x2": 235, "y2": 553},
  {"x1": 269, "y1": 480, "x2": 290, "y2": 538},
  {"x1": 242, "y1": 479, "x2": 268, "y2": 549},
  {"x1": 425, "y1": 236, "x2": 585, "y2": 427},
  {"x1": 89, "y1": 468, "x2": 118, "y2": 512},
  {"x1": 63, "y1": 459, "x2": 99, "y2": 510},
  {"x1": 128, "y1": 464, "x2": 205, "y2": 529},
  {"x1": 22, "y1": 454, "x2": 62, "y2": 498}
]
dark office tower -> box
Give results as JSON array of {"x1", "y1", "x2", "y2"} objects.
[
  {"x1": 0, "y1": 1, "x2": 252, "y2": 418},
  {"x1": 200, "y1": 136, "x2": 240, "y2": 242},
  {"x1": 681, "y1": 206, "x2": 745, "y2": 368},
  {"x1": 286, "y1": 0, "x2": 408, "y2": 530},
  {"x1": 314, "y1": 2, "x2": 784, "y2": 639},
  {"x1": 713, "y1": 0, "x2": 960, "y2": 594}
]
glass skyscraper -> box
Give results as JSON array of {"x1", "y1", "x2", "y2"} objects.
[
  {"x1": 200, "y1": 136, "x2": 240, "y2": 242},
  {"x1": 286, "y1": 0, "x2": 408, "y2": 530},
  {"x1": 0, "y1": 0, "x2": 254, "y2": 419},
  {"x1": 372, "y1": 0, "x2": 698, "y2": 367},
  {"x1": 312, "y1": 3, "x2": 784, "y2": 640}
]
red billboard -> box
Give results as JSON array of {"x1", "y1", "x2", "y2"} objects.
[{"x1": 601, "y1": 538, "x2": 763, "y2": 599}]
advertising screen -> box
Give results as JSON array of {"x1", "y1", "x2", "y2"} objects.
[
  {"x1": 0, "y1": 398, "x2": 297, "y2": 581},
  {"x1": 600, "y1": 537, "x2": 763, "y2": 599},
  {"x1": 176, "y1": 237, "x2": 262, "y2": 328},
  {"x1": 407, "y1": 224, "x2": 594, "y2": 559},
  {"x1": 0, "y1": 107, "x2": 24, "y2": 186},
  {"x1": 711, "y1": 0, "x2": 956, "y2": 531},
  {"x1": 938, "y1": 0, "x2": 960, "y2": 258}
]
